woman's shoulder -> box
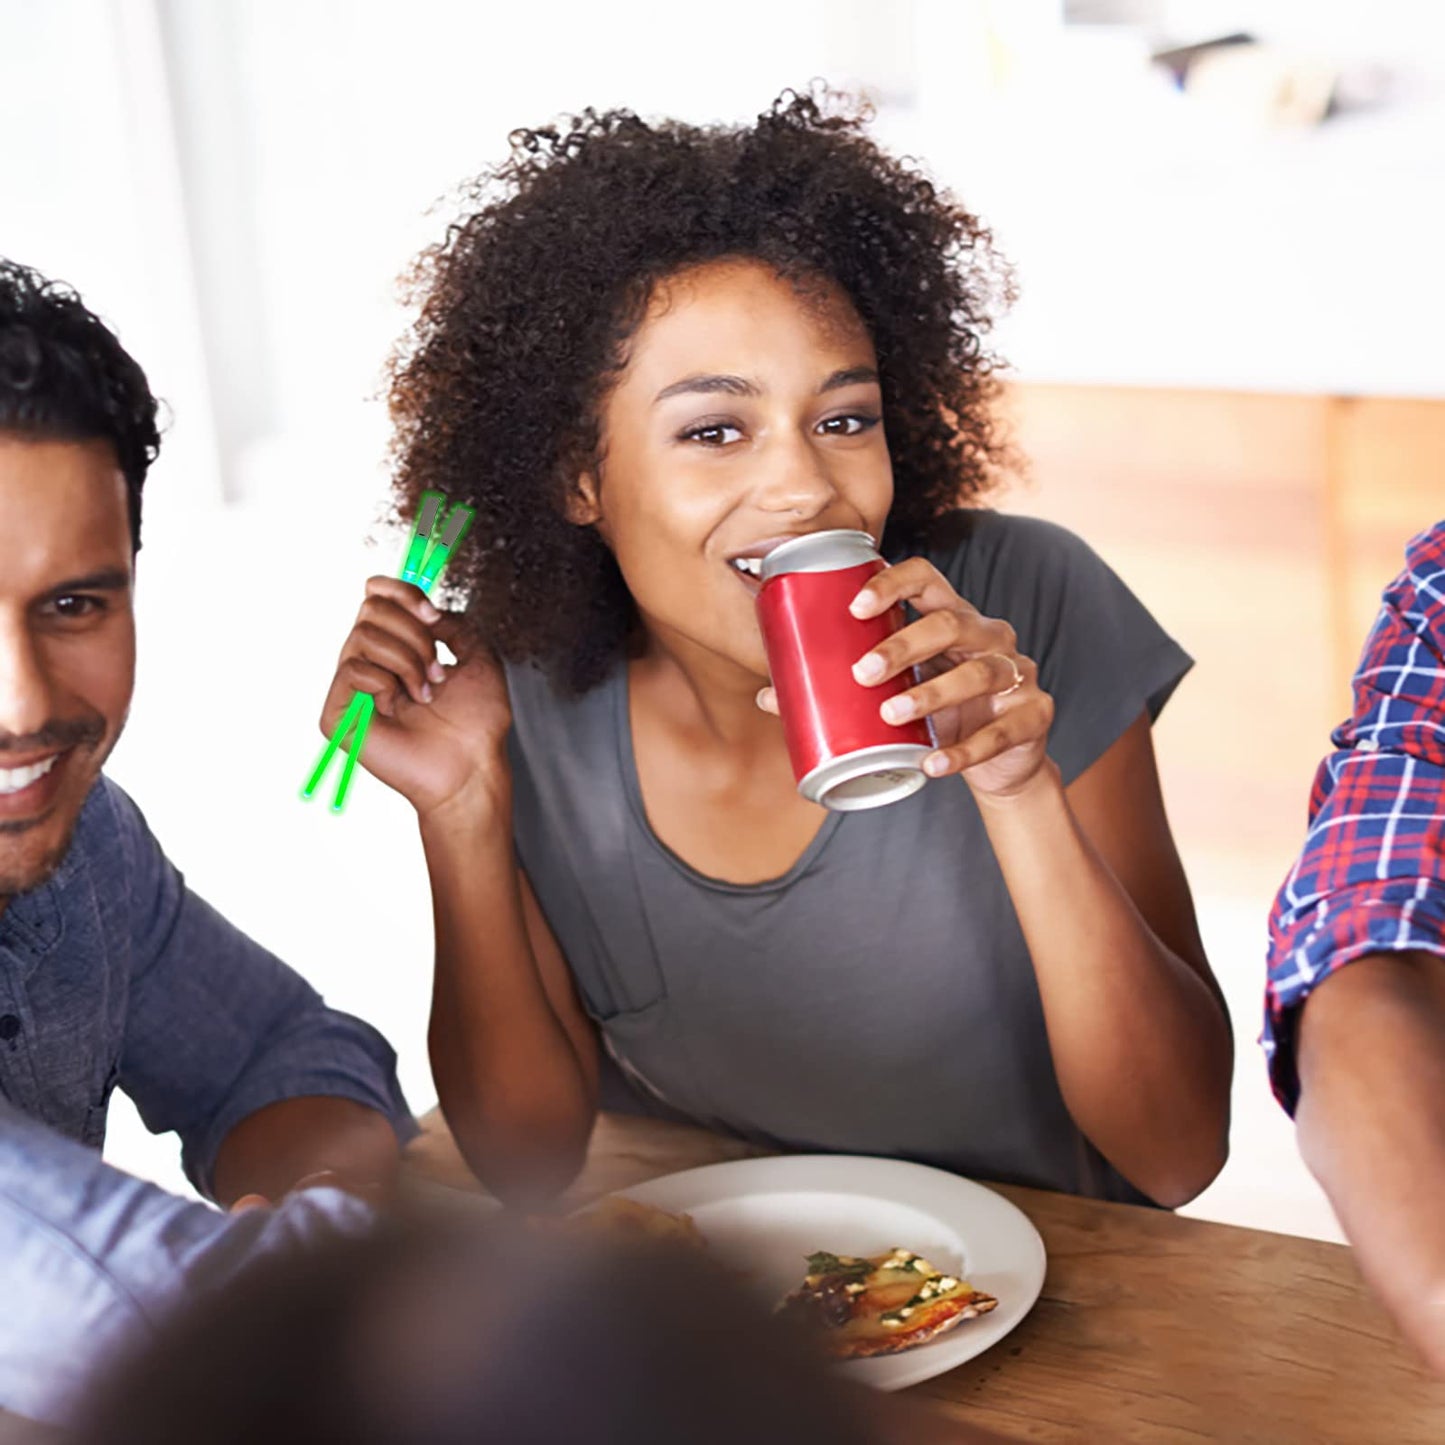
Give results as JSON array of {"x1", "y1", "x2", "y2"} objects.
[
  {"x1": 918, "y1": 508, "x2": 1192, "y2": 783},
  {"x1": 915, "y1": 507, "x2": 1112, "y2": 612},
  {"x1": 504, "y1": 656, "x2": 623, "y2": 765}
]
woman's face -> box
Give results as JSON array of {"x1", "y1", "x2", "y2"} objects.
[{"x1": 575, "y1": 257, "x2": 893, "y2": 684}]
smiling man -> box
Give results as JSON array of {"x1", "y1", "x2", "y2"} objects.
[
  {"x1": 0, "y1": 437, "x2": 132, "y2": 889},
  {"x1": 0, "y1": 260, "x2": 414, "y2": 1422}
]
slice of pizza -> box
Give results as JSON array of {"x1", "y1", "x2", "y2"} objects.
[
  {"x1": 778, "y1": 1247, "x2": 998, "y2": 1359},
  {"x1": 566, "y1": 1196, "x2": 709, "y2": 1252}
]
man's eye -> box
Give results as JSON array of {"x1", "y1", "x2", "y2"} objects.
[
  {"x1": 51, "y1": 595, "x2": 103, "y2": 618},
  {"x1": 680, "y1": 422, "x2": 743, "y2": 447},
  {"x1": 819, "y1": 413, "x2": 881, "y2": 437}
]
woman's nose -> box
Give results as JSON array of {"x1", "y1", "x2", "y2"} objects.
[{"x1": 752, "y1": 435, "x2": 839, "y2": 518}]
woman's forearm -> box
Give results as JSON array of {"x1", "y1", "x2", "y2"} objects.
[
  {"x1": 974, "y1": 763, "x2": 1232, "y2": 1206},
  {"x1": 420, "y1": 785, "x2": 596, "y2": 1202},
  {"x1": 1295, "y1": 952, "x2": 1445, "y2": 1375}
]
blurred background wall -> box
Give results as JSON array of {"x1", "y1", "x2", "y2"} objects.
[{"x1": 3, "y1": 0, "x2": 1442, "y2": 1237}]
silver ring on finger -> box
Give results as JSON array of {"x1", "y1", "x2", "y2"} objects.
[{"x1": 989, "y1": 652, "x2": 1025, "y2": 698}]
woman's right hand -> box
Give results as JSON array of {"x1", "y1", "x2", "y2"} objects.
[{"x1": 319, "y1": 577, "x2": 513, "y2": 821}]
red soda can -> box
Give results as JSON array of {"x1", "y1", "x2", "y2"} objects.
[{"x1": 757, "y1": 529, "x2": 932, "y2": 811}]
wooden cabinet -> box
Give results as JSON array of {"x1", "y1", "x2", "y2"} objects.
[
  {"x1": 998, "y1": 382, "x2": 1441, "y2": 895},
  {"x1": 1332, "y1": 397, "x2": 1445, "y2": 682}
]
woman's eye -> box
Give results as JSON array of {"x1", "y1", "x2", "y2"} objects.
[
  {"x1": 818, "y1": 413, "x2": 880, "y2": 437},
  {"x1": 681, "y1": 422, "x2": 744, "y2": 447}
]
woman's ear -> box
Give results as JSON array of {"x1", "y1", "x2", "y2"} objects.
[{"x1": 564, "y1": 471, "x2": 602, "y2": 527}]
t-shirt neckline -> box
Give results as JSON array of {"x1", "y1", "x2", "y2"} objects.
[{"x1": 610, "y1": 662, "x2": 843, "y2": 896}]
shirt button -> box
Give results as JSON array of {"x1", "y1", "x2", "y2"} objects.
[{"x1": 0, "y1": 1014, "x2": 19, "y2": 1043}]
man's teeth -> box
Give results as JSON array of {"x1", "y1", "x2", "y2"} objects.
[
  {"x1": 729, "y1": 557, "x2": 764, "y2": 577},
  {"x1": 0, "y1": 756, "x2": 59, "y2": 795}
]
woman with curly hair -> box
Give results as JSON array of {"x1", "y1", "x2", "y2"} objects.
[{"x1": 320, "y1": 91, "x2": 1233, "y2": 1207}]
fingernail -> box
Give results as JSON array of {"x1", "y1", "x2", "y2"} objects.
[
  {"x1": 853, "y1": 653, "x2": 884, "y2": 683},
  {"x1": 428, "y1": 661, "x2": 447, "y2": 684},
  {"x1": 881, "y1": 695, "x2": 914, "y2": 724},
  {"x1": 421, "y1": 600, "x2": 442, "y2": 623},
  {"x1": 849, "y1": 590, "x2": 876, "y2": 618},
  {"x1": 923, "y1": 753, "x2": 949, "y2": 776},
  {"x1": 421, "y1": 683, "x2": 434, "y2": 703}
]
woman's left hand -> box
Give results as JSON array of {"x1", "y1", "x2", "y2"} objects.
[{"x1": 759, "y1": 557, "x2": 1055, "y2": 799}]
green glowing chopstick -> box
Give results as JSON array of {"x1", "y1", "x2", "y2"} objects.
[
  {"x1": 302, "y1": 493, "x2": 474, "y2": 813},
  {"x1": 330, "y1": 692, "x2": 374, "y2": 812},
  {"x1": 302, "y1": 691, "x2": 372, "y2": 803}
]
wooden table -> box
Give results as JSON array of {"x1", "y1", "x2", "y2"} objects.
[
  {"x1": 405, "y1": 1110, "x2": 1445, "y2": 1445},
  {"x1": 0, "y1": 1414, "x2": 59, "y2": 1445}
]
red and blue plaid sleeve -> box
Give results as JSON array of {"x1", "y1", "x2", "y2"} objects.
[{"x1": 1264, "y1": 521, "x2": 1445, "y2": 1114}]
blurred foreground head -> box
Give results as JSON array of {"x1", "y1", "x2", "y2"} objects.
[{"x1": 71, "y1": 1216, "x2": 958, "y2": 1445}]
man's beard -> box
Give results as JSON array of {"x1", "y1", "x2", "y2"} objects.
[
  {"x1": 0, "y1": 710, "x2": 110, "y2": 902},
  {"x1": 0, "y1": 816, "x2": 80, "y2": 901}
]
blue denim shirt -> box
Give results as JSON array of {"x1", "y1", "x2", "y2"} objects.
[
  {"x1": 0, "y1": 775, "x2": 415, "y2": 1194},
  {"x1": 0, "y1": 776, "x2": 418, "y2": 1421},
  {"x1": 0, "y1": 1097, "x2": 374, "y2": 1424}
]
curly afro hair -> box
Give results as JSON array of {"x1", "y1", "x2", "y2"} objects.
[
  {"x1": 389, "y1": 88, "x2": 1015, "y2": 693},
  {"x1": 0, "y1": 259, "x2": 162, "y2": 551}
]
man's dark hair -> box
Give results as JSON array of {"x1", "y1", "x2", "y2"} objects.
[{"x1": 0, "y1": 259, "x2": 161, "y2": 550}]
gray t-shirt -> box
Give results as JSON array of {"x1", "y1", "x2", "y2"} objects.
[{"x1": 505, "y1": 512, "x2": 1192, "y2": 1204}]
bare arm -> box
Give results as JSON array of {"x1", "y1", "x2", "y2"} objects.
[
  {"x1": 834, "y1": 553, "x2": 1233, "y2": 1208},
  {"x1": 975, "y1": 713, "x2": 1232, "y2": 1206},
  {"x1": 319, "y1": 578, "x2": 598, "y2": 1204},
  {"x1": 421, "y1": 780, "x2": 599, "y2": 1204},
  {"x1": 1294, "y1": 951, "x2": 1445, "y2": 1374},
  {"x1": 211, "y1": 1096, "x2": 401, "y2": 1208}
]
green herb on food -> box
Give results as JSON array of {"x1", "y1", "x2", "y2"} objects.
[{"x1": 805, "y1": 1251, "x2": 871, "y2": 1281}]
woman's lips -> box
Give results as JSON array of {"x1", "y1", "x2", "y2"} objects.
[
  {"x1": 728, "y1": 564, "x2": 764, "y2": 598},
  {"x1": 0, "y1": 751, "x2": 68, "y2": 822}
]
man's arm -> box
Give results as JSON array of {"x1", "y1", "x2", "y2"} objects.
[
  {"x1": 1294, "y1": 950, "x2": 1445, "y2": 1373},
  {"x1": 1265, "y1": 521, "x2": 1445, "y2": 1370},
  {"x1": 104, "y1": 780, "x2": 415, "y2": 1201},
  {"x1": 0, "y1": 1101, "x2": 370, "y2": 1425},
  {"x1": 211, "y1": 1095, "x2": 400, "y2": 1208}
]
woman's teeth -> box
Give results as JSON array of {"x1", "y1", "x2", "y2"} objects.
[
  {"x1": 729, "y1": 557, "x2": 764, "y2": 578},
  {"x1": 0, "y1": 755, "x2": 59, "y2": 795}
]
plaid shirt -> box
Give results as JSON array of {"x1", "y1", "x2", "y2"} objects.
[{"x1": 1265, "y1": 521, "x2": 1445, "y2": 1113}]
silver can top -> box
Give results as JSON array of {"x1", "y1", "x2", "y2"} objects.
[
  {"x1": 801, "y1": 742, "x2": 931, "y2": 811},
  {"x1": 757, "y1": 529, "x2": 880, "y2": 585}
]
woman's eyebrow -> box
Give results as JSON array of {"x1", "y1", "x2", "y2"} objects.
[
  {"x1": 653, "y1": 374, "x2": 759, "y2": 404},
  {"x1": 819, "y1": 365, "x2": 879, "y2": 392},
  {"x1": 653, "y1": 366, "x2": 879, "y2": 405}
]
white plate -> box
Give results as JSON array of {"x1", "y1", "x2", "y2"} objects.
[{"x1": 605, "y1": 1154, "x2": 1046, "y2": 1392}]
